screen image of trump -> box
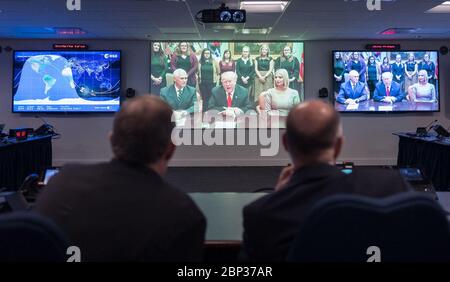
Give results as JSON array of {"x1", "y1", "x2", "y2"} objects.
[
  {"x1": 150, "y1": 41, "x2": 305, "y2": 128},
  {"x1": 333, "y1": 51, "x2": 439, "y2": 112}
]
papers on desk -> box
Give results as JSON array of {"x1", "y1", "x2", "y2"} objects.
[
  {"x1": 378, "y1": 105, "x2": 393, "y2": 111},
  {"x1": 214, "y1": 121, "x2": 236, "y2": 128},
  {"x1": 175, "y1": 117, "x2": 187, "y2": 127},
  {"x1": 346, "y1": 103, "x2": 359, "y2": 110}
]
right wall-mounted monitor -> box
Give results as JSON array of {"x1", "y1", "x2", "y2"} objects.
[{"x1": 333, "y1": 50, "x2": 439, "y2": 113}]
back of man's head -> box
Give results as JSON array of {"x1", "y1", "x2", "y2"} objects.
[
  {"x1": 110, "y1": 95, "x2": 175, "y2": 165},
  {"x1": 285, "y1": 100, "x2": 342, "y2": 162}
]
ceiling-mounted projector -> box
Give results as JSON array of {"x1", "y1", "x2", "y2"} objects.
[{"x1": 198, "y1": 3, "x2": 246, "y2": 23}]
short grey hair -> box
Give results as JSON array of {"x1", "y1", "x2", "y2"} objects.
[
  {"x1": 348, "y1": 70, "x2": 359, "y2": 77},
  {"x1": 221, "y1": 71, "x2": 237, "y2": 82},
  {"x1": 382, "y1": 72, "x2": 393, "y2": 79},
  {"x1": 173, "y1": 68, "x2": 188, "y2": 78}
]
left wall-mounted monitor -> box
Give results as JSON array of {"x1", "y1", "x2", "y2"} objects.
[{"x1": 12, "y1": 50, "x2": 121, "y2": 113}]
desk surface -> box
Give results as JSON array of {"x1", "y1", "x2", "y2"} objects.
[
  {"x1": 0, "y1": 135, "x2": 53, "y2": 148},
  {"x1": 0, "y1": 135, "x2": 53, "y2": 190},
  {"x1": 437, "y1": 192, "x2": 450, "y2": 213},
  {"x1": 190, "y1": 192, "x2": 450, "y2": 243},
  {"x1": 394, "y1": 132, "x2": 450, "y2": 146},
  {"x1": 335, "y1": 100, "x2": 438, "y2": 112},
  {"x1": 190, "y1": 192, "x2": 266, "y2": 242}
]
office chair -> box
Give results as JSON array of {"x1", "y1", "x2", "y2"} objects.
[
  {"x1": 252, "y1": 187, "x2": 275, "y2": 193},
  {"x1": 19, "y1": 173, "x2": 40, "y2": 202},
  {"x1": 287, "y1": 192, "x2": 450, "y2": 262},
  {"x1": 0, "y1": 212, "x2": 70, "y2": 262}
]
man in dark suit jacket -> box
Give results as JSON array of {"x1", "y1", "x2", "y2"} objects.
[
  {"x1": 35, "y1": 96, "x2": 206, "y2": 262},
  {"x1": 208, "y1": 71, "x2": 253, "y2": 116},
  {"x1": 241, "y1": 100, "x2": 412, "y2": 262},
  {"x1": 160, "y1": 68, "x2": 198, "y2": 114},
  {"x1": 373, "y1": 72, "x2": 405, "y2": 103},
  {"x1": 336, "y1": 70, "x2": 369, "y2": 104}
]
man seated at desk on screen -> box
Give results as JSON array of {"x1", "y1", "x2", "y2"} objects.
[
  {"x1": 160, "y1": 68, "x2": 198, "y2": 119},
  {"x1": 335, "y1": 70, "x2": 369, "y2": 105},
  {"x1": 207, "y1": 71, "x2": 253, "y2": 118},
  {"x1": 373, "y1": 72, "x2": 405, "y2": 103}
]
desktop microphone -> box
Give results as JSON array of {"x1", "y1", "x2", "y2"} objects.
[
  {"x1": 425, "y1": 119, "x2": 438, "y2": 131},
  {"x1": 416, "y1": 119, "x2": 437, "y2": 137},
  {"x1": 34, "y1": 115, "x2": 56, "y2": 136},
  {"x1": 35, "y1": 115, "x2": 49, "y2": 126}
]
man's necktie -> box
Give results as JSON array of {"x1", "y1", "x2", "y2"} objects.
[
  {"x1": 227, "y1": 93, "x2": 232, "y2": 107},
  {"x1": 177, "y1": 89, "x2": 182, "y2": 104},
  {"x1": 386, "y1": 86, "x2": 390, "y2": 96}
]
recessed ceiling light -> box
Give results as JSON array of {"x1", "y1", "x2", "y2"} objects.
[
  {"x1": 379, "y1": 28, "x2": 420, "y2": 35},
  {"x1": 54, "y1": 28, "x2": 86, "y2": 35},
  {"x1": 236, "y1": 27, "x2": 272, "y2": 35},
  {"x1": 240, "y1": 1, "x2": 289, "y2": 13},
  {"x1": 426, "y1": 1, "x2": 450, "y2": 13}
]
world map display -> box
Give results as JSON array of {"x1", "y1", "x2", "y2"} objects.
[{"x1": 13, "y1": 51, "x2": 121, "y2": 112}]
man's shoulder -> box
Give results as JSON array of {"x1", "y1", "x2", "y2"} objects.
[
  {"x1": 56, "y1": 162, "x2": 109, "y2": 176},
  {"x1": 212, "y1": 85, "x2": 224, "y2": 95},
  {"x1": 348, "y1": 168, "x2": 411, "y2": 196},
  {"x1": 160, "y1": 85, "x2": 174, "y2": 95},
  {"x1": 392, "y1": 81, "x2": 401, "y2": 88},
  {"x1": 235, "y1": 85, "x2": 249, "y2": 95},
  {"x1": 243, "y1": 192, "x2": 274, "y2": 217},
  {"x1": 185, "y1": 85, "x2": 197, "y2": 94},
  {"x1": 375, "y1": 81, "x2": 384, "y2": 88}
]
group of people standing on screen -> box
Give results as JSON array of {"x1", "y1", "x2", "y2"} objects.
[
  {"x1": 334, "y1": 51, "x2": 437, "y2": 105},
  {"x1": 151, "y1": 42, "x2": 304, "y2": 116}
]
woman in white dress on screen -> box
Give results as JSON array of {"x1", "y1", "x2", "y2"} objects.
[
  {"x1": 259, "y1": 69, "x2": 300, "y2": 116},
  {"x1": 407, "y1": 70, "x2": 437, "y2": 103}
]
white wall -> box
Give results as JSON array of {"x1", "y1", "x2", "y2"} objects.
[{"x1": 0, "y1": 39, "x2": 448, "y2": 166}]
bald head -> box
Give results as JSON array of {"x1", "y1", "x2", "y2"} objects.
[
  {"x1": 285, "y1": 100, "x2": 342, "y2": 159},
  {"x1": 111, "y1": 95, "x2": 175, "y2": 165}
]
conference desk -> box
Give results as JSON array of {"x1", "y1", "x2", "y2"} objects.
[
  {"x1": 190, "y1": 192, "x2": 450, "y2": 245},
  {"x1": 190, "y1": 192, "x2": 266, "y2": 261},
  {"x1": 394, "y1": 132, "x2": 450, "y2": 190},
  {"x1": 190, "y1": 192, "x2": 267, "y2": 243},
  {"x1": 335, "y1": 100, "x2": 438, "y2": 112},
  {"x1": 0, "y1": 135, "x2": 52, "y2": 190}
]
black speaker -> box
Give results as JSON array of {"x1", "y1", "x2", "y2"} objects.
[
  {"x1": 433, "y1": 124, "x2": 450, "y2": 137},
  {"x1": 318, "y1": 87, "x2": 329, "y2": 98},
  {"x1": 125, "y1": 88, "x2": 136, "y2": 98},
  {"x1": 440, "y1": 46, "x2": 448, "y2": 55},
  {"x1": 35, "y1": 124, "x2": 55, "y2": 136},
  {"x1": 0, "y1": 191, "x2": 29, "y2": 212}
]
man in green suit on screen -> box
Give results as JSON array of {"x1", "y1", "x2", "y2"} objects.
[
  {"x1": 160, "y1": 68, "x2": 198, "y2": 118},
  {"x1": 208, "y1": 71, "x2": 253, "y2": 117}
]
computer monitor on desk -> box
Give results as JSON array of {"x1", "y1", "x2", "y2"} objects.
[
  {"x1": 398, "y1": 167, "x2": 438, "y2": 200},
  {"x1": 433, "y1": 125, "x2": 450, "y2": 138},
  {"x1": 38, "y1": 168, "x2": 60, "y2": 186}
]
